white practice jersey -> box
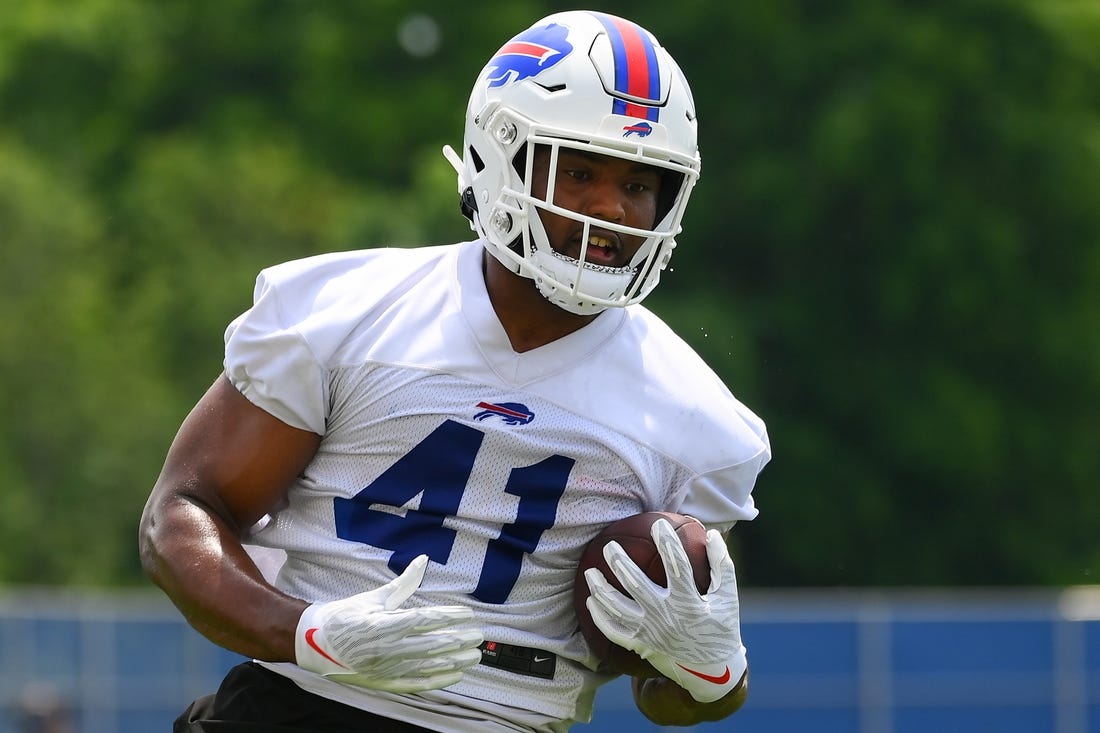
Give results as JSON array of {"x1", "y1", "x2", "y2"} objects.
[{"x1": 224, "y1": 239, "x2": 770, "y2": 732}]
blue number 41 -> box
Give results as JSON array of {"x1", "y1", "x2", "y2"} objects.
[{"x1": 334, "y1": 420, "x2": 574, "y2": 604}]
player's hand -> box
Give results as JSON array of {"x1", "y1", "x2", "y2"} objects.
[
  {"x1": 584, "y1": 520, "x2": 747, "y2": 703},
  {"x1": 294, "y1": 555, "x2": 484, "y2": 692}
]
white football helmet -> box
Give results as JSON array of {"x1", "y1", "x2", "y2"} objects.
[{"x1": 443, "y1": 11, "x2": 701, "y2": 315}]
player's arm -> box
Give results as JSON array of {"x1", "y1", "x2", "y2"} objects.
[
  {"x1": 139, "y1": 375, "x2": 484, "y2": 691},
  {"x1": 584, "y1": 521, "x2": 749, "y2": 722},
  {"x1": 139, "y1": 374, "x2": 320, "y2": 661}
]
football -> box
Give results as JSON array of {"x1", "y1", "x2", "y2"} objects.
[{"x1": 573, "y1": 511, "x2": 710, "y2": 677}]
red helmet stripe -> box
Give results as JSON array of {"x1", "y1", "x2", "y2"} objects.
[{"x1": 595, "y1": 13, "x2": 661, "y2": 121}]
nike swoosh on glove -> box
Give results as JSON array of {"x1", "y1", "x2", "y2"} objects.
[
  {"x1": 295, "y1": 554, "x2": 484, "y2": 692},
  {"x1": 584, "y1": 520, "x2": 748, "y2": 703}
]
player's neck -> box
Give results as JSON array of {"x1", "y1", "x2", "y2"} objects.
[{"x1": 482, "y1": 253, "x2": 598, "y2": 353}]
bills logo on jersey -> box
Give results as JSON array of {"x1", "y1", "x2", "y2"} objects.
[
  {"x1": 474, "y1": 401, "x2": 535, "y2": 425},
  {"x1": 622, "y1": 121, "x2": 652, "y2": 138},
  {"x1": 485, "y1": 23, "x2": 573, "y2": 88}
]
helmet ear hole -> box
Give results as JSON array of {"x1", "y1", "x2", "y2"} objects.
[{"x1": 468, "y1": 146, "x2": 486, "y2": 173}]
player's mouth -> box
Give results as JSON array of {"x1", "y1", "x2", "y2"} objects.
[{"x1": 574, "y1": 231, "x2": 621, "y2": 267}]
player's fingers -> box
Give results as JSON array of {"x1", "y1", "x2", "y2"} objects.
[
  {"x1": 583, "y1": 567, "x2": 627, "y2": 606},
  {"x1": 381, "y1": 554, "x2": 429, "y2": 610},
  {"x1": 582, "y1": 567, "x2": 617, "y2": 597},
  {"x1": 584, "y1": 568, "x2": 643, "y2": 621},
  {"x1": 586, "y1": 596, "x2": 642, "y2": 648},
  {"x1": 334, "y1": 665, "x2": 470, "y2": 693},
  {"x1": 403, "y1": 605, "x2": 476, "y2": 633},
  {"x1": 375, "y1": 672, "x2": 465, "y2": 693},
  {"x1": 416, "y1": 646, "x2": 483, "y2": 673},
  {"x1": 385, "y1": 626, "x2": 485, "y2": 660},
  {"x1": 600, "y1": 541, "x2": 664, "y2": 604},
  {"x1": 369, "y1": 645, "x2": 483, "y2": 677},
  {"x1": 336, "y1": 605, "x2": 474, "y2": 648},
  {"x1": 704, "y1": 530, "x2": 737, "y2": 594},
  {"x1": 650, "y1": 519, "x2": 697, "y2": 593}
]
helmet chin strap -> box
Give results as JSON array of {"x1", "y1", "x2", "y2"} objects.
[{"x1": 526, "y1": 208, "x2": 636, "y2": 316}]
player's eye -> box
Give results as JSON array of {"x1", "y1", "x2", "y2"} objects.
[{"x1": 560, "y1": 167, "x2": 591, "y2": 182}]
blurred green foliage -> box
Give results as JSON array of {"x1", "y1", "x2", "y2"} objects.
[{"x1": 0, "y1": 0, "x2": 1097, "y2": 587}]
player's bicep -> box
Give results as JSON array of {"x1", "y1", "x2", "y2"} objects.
[{"x1": 154, "y1": 373, "x2": 321, "y2": 532}]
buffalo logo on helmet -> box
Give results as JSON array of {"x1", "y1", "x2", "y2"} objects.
[{"x1": 485, "y1": 23, "x2": 574, "y2": 88}]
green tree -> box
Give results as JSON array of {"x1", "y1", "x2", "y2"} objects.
[{"x1": 660, "y1": 0, "x2": 1100, "y2": 585}]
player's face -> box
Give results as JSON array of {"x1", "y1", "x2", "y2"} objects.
[{"x1": 529, "y1": 147, "x2": 662, "y2": 269}]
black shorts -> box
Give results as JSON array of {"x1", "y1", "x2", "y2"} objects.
[{"x1": 174, "y1": 662, "x2": 436, "y2": 732}]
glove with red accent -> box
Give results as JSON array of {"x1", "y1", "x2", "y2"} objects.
[
  {"x1": 584, "y1": 520, "x2": 747, "y2": 703},
  {"x1": 295, "y1": 554, "x2": 484, "y2": 692}
]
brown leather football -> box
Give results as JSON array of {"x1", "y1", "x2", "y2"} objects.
[{"x1": 573, "y1": 511, "x2": 710, "y2": 677}]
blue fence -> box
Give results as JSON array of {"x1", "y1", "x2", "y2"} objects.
[{"x1": 2, "y1": 587, "x2": 1098, "y2": 732}]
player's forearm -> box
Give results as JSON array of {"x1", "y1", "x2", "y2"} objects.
[
  {"x1": 632, "y1": 669, "x2": 749, "y2": 726},
  {"x1": 139, "y1": 493, "x2": 307, "y2": 662}
]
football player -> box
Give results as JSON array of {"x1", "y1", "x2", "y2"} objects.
[{"x1": 140, "y1": 10, "x2": 770, "y2": 732}]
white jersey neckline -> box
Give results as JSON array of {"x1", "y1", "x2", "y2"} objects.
[{"x1": 454, "y1": 240, "x2": 627, "y2": 386}]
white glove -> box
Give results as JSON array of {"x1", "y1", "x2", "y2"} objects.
[
  {"x1": 295, "y1": 554, "x2": 484, "y2": 692},
  {"x1": 584, "y1": 520, "x2": 747, "y2": 703}
]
